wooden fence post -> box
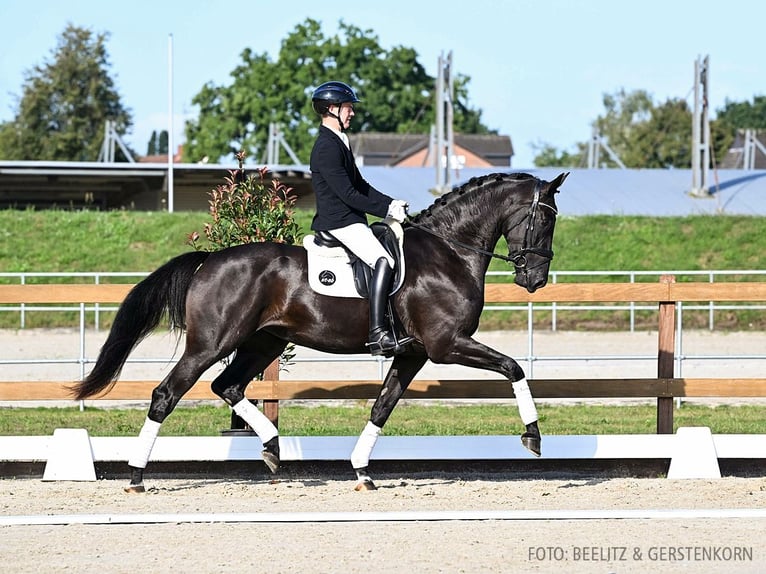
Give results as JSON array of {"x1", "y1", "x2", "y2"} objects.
[
  {"x1": 657, "y1": 275, "x2": 676, "y2": 434},
  {"x1": 262, "y1": 359, "x2": 280, "y2": 428}
]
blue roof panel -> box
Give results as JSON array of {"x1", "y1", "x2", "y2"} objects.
[{"x1": 361, "y1": 167, "x2": 766, "y2": 216}]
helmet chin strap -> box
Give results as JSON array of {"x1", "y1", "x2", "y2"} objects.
[{"x1": 327, "y1": 105, "x2": 346, "y2": 132}]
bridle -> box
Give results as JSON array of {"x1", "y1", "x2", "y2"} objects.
[{"x1": 406, "y1": 180, "x2": 558, "y2": 272}]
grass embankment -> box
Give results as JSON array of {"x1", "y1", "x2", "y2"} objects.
[
  {"x1": 2, "y1": 403, "x2": 765, "y2": 436},
  {"x1": 2, "y1": 210, "x2": 763, "y2": 275}
]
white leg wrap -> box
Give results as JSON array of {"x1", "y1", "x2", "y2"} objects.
[
  {"x1": 350, "y1": 421, "x2": 382, "y2": 469},
  {"x1": 128, "y1": 417, "x2": 161, "y2": 469},
  {"x1": 232, "y1": 399, "x2": 278, "y2": 443},
  {"x1": 512, "y1": 378, "x2": 538, "y2": 425}
]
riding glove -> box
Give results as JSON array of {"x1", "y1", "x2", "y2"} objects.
[{"x1": 386, "y1": 200, "x2": 409, "y2": 222}]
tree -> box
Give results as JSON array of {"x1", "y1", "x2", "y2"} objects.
[
  {"x1": 532, "y1": 88, "x2": 736, "y2": 169},
  {"x1": 716, "y1": 95, "x2": 766, "y2": 130},
  {"x1": 158, "y1": 130, "x2": 168, "y2": 155},
  {"x1": 147, "y1": 130, "x2": 169, "y2": 156},
  {"x1": 531, "y1": 142, "x2": 584, "y2": 168},
  {"x1": 624, "y1": 99, "x2": 692, "y2": 168},
  {"x1": 0, "y1": 23, "x2": 133, "y2": 161},
  {"x1": 591, "y1": 89, "x2": 655, "y2": 168},
  {"x1": 146, "y1": 131, "x2": 158, "y2": 156},
  {"x1": 182, "y1": 18, "x2": 490, "y2": 164}
]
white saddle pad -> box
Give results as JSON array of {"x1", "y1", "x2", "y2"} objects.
[{"x1": 303, "y1": 219, "x2": 406, "y2": 298}]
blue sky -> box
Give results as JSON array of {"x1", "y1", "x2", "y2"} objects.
[{"x1": 0, "y1": 0, "x2": 763, "y2": 167}]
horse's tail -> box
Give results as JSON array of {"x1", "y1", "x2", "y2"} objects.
[{"x1": 70, "y1": 251, "x2": 210, "y2": 400}]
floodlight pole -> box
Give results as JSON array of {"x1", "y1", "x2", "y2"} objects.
[
  {"x1": 167, "y1": 34, "x2": 175, "y2": 213},
  {"x1": 434, "y1": 51, "x2": 454, "y2": 194},
  {"x1": 690, "y1": 55, "x2": 710, "y2": 196}
]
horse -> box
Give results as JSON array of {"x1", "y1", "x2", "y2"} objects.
[{"x1": 71, "y1": 171, "x2": 568, "y2": 492}]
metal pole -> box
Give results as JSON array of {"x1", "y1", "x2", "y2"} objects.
[
  {"x1": 701, "y1": 55, "x2": 710, "y2": 189},
  {"x1": 435, "y1": 53, "x2": 445, "y2": 191},
  {"x1": 690, "y1": 55, "x2": 709, "y2": 196},
  {"x1": 167, "y1": 34, "x2": 175, "y2": 213},
  {"x1": 445, "y1": 50, "x2": 454, "y2": 188}
]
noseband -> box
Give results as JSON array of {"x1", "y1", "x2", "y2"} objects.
[{"x1": 408, "y1": 180, "x2": 557, "y2": 272}]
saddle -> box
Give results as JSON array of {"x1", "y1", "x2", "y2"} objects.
[{"x1": 302, "y1": 220, "x2": 405, "y2": 298}]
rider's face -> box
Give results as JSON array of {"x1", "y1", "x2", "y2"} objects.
[{"x1": 337, "y1": 103, "x2": 355, "y2": 128}]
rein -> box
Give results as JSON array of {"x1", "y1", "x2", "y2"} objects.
[{"x1": 406, "y1": 180, "x2": 558, "y2": 270}]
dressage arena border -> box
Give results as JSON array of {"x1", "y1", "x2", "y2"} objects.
[
  {"x1": 2, "y1": 280, "x2": 766, "y2": 482},
  {"x1": 2, "y1": 426, "x2": 765, "y2": 481},
  {"x1": 5, "y1": 508, "x2": 766, "y2": 527}
]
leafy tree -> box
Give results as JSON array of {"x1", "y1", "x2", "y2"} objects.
[
  {"x1": 183, "y1": 18, "x2": 489, "y2": 164},
  {"x1": 146, "y1": 130, "x2": 169, "y2": 156},
  {"x1": 531, "y1": 142, "x2": 585, "y2": 168},
  {"x1": 625, "y1": 99, "x2": 692, "y2": 168},
  {"x1": 716, "y1": 95, "x2": 766, "y2": 130},
  {"x1": 158, "y1": 130, "x2": 168, "y2": 155},
  {"x1": 146, "y1": 131, "x2": 158, "y2": 156},
  {"x1": 0, "y1": 23, "x2": 132, "y2": 161},
  {"x1": 592, "y1": 89, "x2": 654, "y2": 168},
  {"x1": 533, "y1": 88, "x2": 734, "y2": 169}
]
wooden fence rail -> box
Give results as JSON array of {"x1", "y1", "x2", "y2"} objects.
[{"x1": 2, "y1": 280, "x2": 766, "y2": 434}]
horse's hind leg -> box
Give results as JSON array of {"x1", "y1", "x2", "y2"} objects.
[
  {"x1": 126, "y1": 349, "x2": 221, "y2": 493},
  {"x1": 351, "y1": 353, "x2": 428, "y2": 491},
  {"x1": 210, "y1": 332, "x2": 288, "y2": 474}
]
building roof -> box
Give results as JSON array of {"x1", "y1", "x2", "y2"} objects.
[
  {"x1": 2, "y1": 159, "x2": 766, "y2": 216},
  {"x1": 349, "y1": 133, "x2": 513, "y2": 167},
  {"x1": 361, "y1": 167, "x2": 766, "y2": 216}
]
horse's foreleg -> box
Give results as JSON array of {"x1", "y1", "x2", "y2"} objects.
[
  {"x1": 351, "y1": 422, "x2": 382, "y2": 490},
  {"x1": 351, "y1": 355, "x2": 427, "y2": 491},
  {"x1": 429, "y1": 336, "x2": 542, "y2": 457},
  {"x1": 512, "y1": 378, "x2": 541, "y2": 456}
]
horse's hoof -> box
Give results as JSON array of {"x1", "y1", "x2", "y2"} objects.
[
  {"x1": 262, "y1": 449, "x2": 280, "y2": 474},
  {"x1": 124, "y1": 484, "x2": 146, "y2": 494},
  {"x1": 521, "y1": 434, "x2": 541, "y2": 457},
  {"x1": 354, "y1": 480, "x2": 377, "y2": 492}
]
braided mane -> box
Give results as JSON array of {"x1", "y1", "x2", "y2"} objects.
[{"x1": 408, "y1": 172, "x2": 536, "y2": 228}]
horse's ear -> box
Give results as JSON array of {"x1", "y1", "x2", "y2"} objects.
[{"x1": 549, "y1": 171, "x2": 569, "y2": 193}]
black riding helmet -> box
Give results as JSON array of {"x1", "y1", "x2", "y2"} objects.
[
  {"x1": 311, "y1": 81, "x2": 360, "y2": 115},
  {"x1": 312, "y1": 81, "x2": 360, "y2": 132}
]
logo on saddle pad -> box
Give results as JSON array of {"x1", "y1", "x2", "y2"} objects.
[
  {"x1": 303, "y1": 220, "x2": 406, "y2": 298},
  {"x1": 318, "y1": 270, "x2": 336, "y2": 286}
]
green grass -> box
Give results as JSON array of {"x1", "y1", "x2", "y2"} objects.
[
  {"x1": 2, "y1": 403, "x2": 764, "y2": 436},
  {"x1": 1, "y1": 210, "x2": 764, "y2": 275}
]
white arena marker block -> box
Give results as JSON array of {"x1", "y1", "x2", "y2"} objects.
[
  {"x1": 42, "y1": 428, "x2": 97, "y2": 481},
  {"x1": 667, "y1": 426, "x2": 721, "y2": 480}
]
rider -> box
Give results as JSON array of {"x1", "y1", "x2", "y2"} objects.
[{"x1": 309, "y1": 80, "x2": 412, "y2": 356}]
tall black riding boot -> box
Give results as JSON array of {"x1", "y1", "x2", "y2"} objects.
[{"x1": 367, "y1": 257, "x2": 411, "y2": 356}]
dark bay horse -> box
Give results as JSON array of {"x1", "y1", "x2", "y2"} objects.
[{"x1": 72, "y1": 171, "x2": 567, "y2": 491}]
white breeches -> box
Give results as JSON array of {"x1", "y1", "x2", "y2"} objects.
[{"x1": 327, "y1": 223, "x2": 394, "y2": 269}]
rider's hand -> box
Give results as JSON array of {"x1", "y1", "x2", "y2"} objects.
[{"x1": 386, "y1": 199, "x2": 409, "y2": 223}]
